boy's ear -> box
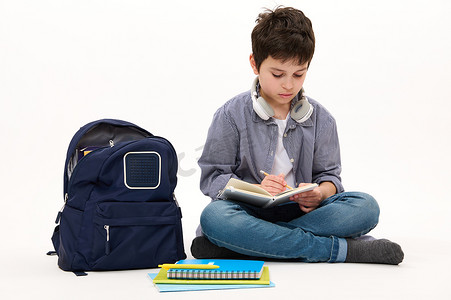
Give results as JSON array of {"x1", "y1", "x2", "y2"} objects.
[{"x1": 249, "y1": 54, "x2": 259, "y2": 75}]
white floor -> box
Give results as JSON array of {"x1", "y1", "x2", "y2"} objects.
[
  {"x1": 1, "y1": 1, "x2": 451, "y2": 299},
  {"x1": 2, "y1": 230, "x2": 450, "y2": 300}
]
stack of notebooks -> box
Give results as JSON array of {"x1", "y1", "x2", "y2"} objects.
[{"x1": 148, "y1": 259, "x2": 275, "y2": 292}]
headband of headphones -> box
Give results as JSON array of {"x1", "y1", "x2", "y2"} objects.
[{"x1": 251, "y1": 76, "x2": 313, "y2": 123}]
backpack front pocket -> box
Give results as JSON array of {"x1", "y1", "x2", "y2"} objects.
[{"x1": 91, "y1": 201, "x2": 181, "y2": 270}]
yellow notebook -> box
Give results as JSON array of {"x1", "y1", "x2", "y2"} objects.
[{"x1": 152, "y1": 266, "x2": 270, "y2": 285}]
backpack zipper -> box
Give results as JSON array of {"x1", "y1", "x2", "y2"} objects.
[{"x1": 104, "y1": 225, "x2": 110, "y2": 255}]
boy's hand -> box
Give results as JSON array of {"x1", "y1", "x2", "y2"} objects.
[
  {"x1": 290, "y1": 182, "x2": 336, "y2": 213},
  {"x1": 290, "y1": 183, "x2": 323, "y2": 213},
  {"x1": 260, "y1": 173, "x2": 287, "y2": 196}
]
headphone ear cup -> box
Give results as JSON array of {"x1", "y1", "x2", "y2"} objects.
[
  {"x1": 253, "y1": 96, "x2": 275, "y2": 120},
  {"x1": 291, "y1": 98, "x2": 313, "y2": 123}
]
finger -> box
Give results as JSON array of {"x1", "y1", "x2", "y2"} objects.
[
  {"x1": 267, "y1": 187, "x2": 285, "y2": 196},
  {"x1": 290, "y1": 194, "x2": 300, "y2": 201},
  {"x1": 297, "y1": 200, "x2": 313, "y2": 207},
  {"x1": 263, "y1": 179, "x2": 285, "y2": 190},
  {"x1": 294, "y1": 194, "x2": 315, "y2": 203},
  {"x1": 297, "y1": 193, "x2": 318, "y2": 201},
  {"x1": 298, "y1": 197, "x2": 320, "y2": 206},
  {"x1": 262, "y1": 180, "x2": 286, "y2": 195},
  {"x1": 297, "y1": 189, "x2": 321, "y2": 199},
  {"x1": 296, "y1": 190, "x2": 314, "y2": 197},
  {"x1": 290, "y1": 194, "x2": 303, "y2": 203},
  {"x1": 269, "y1": 175, "x2": 286, "y2": 185},
  {"x1": 299, "y1": 205, "x2": 315, "y2": 213}
]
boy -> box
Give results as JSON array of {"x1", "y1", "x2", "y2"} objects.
[{"x1": 191, "y1": 7, "x2": 403, "y2": 264}]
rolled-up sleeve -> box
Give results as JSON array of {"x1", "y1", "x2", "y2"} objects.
[
  {"x1": 312, "y1": 114, "x2": 344, "y2": 193},
  {"x1": 198, "y1": 105, "x2": 240, "y2": 199}
]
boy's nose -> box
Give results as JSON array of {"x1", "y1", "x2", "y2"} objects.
[{"x1": 282, "y1": 78, "x2": 294, "y2": 90}]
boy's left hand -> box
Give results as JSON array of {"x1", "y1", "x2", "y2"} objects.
[
  {"x1": 290, "y1": 183, "x2": 323, "y2": 213},
  {"x1": 290, "y1": 181, "x2": 337, "y2": 213}
]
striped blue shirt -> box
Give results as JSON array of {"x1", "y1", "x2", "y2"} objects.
[{"x1": 198, "y1": 90, "x2": 343, "y2": 200}]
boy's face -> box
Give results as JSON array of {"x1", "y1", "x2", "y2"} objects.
[{"x1": 250, "y1": 55, "x2": 308, "y2": 109}]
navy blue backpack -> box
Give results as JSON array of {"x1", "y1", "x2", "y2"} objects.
[{"x1": 50, "y1": 119, "x2": 186, "y2": 275}]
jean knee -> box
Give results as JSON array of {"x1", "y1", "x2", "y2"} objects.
[
  {"x1": 200, "y1": 200, "x2": 228, "y2": 234},
  {"x1": 356, "y1": 192, "x2": 380, "y2": 228}
]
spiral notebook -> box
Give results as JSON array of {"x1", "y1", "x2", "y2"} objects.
[
  {"x1": 153, "y1": 266, "x2": 270, "y2": 285},
  {"x1": 148, "y1": 269, "x2": 275, "y2": 292},
  {"x1": 166, "y1": 259, "x2": 265, "y2": 280}
]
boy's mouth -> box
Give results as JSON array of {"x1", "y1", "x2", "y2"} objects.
[{"x1": 279, "y1": 93, "x2": 293, "y2": 99}]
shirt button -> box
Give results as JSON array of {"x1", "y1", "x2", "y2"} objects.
[
  {"x1": 290, "y1": 158, "x2": 294, "y2": 163},
  {"x1": 283, "y1": 133, "x2": 287, "y2": 138}
]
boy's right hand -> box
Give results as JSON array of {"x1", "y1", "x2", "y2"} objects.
[{"x1": 260, "y1": 173, "x2": 287, "y2": 195}]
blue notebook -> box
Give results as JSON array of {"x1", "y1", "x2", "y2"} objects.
[
  {"x1": 148, "y1": 273, "x2": 276, "y2": 292},
  {"x1": 166, "y1": 259, "x2": 265, "y2": 280}
]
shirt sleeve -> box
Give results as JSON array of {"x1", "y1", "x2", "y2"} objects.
[
  {"x1": 312, "y1": 113, "x2": 344, "y2": 193},
  {"x1": 198, "y1": 105, "x2": 240, "y2": 199}
]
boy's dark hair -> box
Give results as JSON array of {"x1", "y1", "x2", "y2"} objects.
[{"x1": 251, "y1": 6, "x2": 315, "y2": 71}]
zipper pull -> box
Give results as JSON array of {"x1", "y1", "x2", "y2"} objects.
[
  {"x1": 55, "y1": 193, "x2": 68, "y2": 224},
  {"x1": 104, "y1": 225, "x2": 110, "y2": 255},
  {"x1": 109, "y1": 140, "x2": 114, "y2": 147}
]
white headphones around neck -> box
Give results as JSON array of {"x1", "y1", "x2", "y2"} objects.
[{"x1": 251, "y1": 76, "x2": 313, "y2": 123}]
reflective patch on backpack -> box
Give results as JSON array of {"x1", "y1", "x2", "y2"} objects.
[{"x1": 123, "y1": 152, "x2": 161, "y2": 189}]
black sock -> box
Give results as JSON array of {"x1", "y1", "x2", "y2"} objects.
[
  {"x1": 345, "y1": 238, "x2": 404, "y2": 265},
  {"x1": 190, "y1": 236, "x2": 247, "y2": 259}
]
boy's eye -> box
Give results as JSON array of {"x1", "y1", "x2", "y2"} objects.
[
  {"x1": 272, "y1": 73, "x2": 283, "y2": 78},
  {"x1": 294, "y1": 73, "x2": 304, "y2": 78}
]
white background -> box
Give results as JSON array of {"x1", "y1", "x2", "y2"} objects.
[{"x1": 1, "y1": 0, "x2": 450, "y2": 299}]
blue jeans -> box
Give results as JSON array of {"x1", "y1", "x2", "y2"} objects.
[{"x1": 200, "y1": 192, "x2": 379, "y2": 262}]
